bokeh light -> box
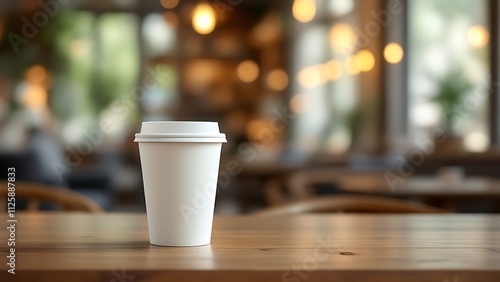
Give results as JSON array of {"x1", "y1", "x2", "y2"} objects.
[
  {"x1": 22, "y1": 84, "x2": 48, "y2": 111},
  {"x1": 324, "y1": 60, "x2": 343, "y2": 80},
  {"x1": 329, "y1": 23, "x2": 357, "y2": 54},
  {"x1": 345, "y1": 56, "x2": 360, "y2": 75},
  {"x1": 384, "y1": 42, "x2": 404, "y2": 64},
  {"x1": 464, "y1": 131, "x2": 489, "y2": 152},
  {"x1": 192, "y1": 3, "x2": 216, "y2": 35},
  {"x1": 355, "y1": 49, "x2": 375, "y2": 72},
  {"x1": 25, "y1": 65, "x2": 47, "y2": 84},
  {"x1": 237, "y1": 60, "x2": 259, "y2": 83},
  {"x1": 298, "y1": 66, "x2": 323, "y2": 88},
  {"x1": 289, "y1": 93, "x2": 310, "y2": 114},
  {"x1": 266, "y1": 69, "x2": 289, "y2": 91},
  {"x1": 246, "y1": 119, "x2": 270, "y2": 141},
  {"x1": 328, "y1": 0, "x2": 354, "y2": 16},
  {"x1": 292, "y1": 0, "x2": 316, "y2": 23},
  {"x1": 163, "y1": 11, "x2": 179, "y2": 27},
  {"x1": 160, "y1": 0, "x2": 179, "y2": 9},
  {"x1": 467, "y1": 25, "x2": 489, "y2": 49}
]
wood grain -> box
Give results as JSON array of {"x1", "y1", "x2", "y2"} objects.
[{"x1": 0, "y1": 213, "x2": 499, "y2": 282}]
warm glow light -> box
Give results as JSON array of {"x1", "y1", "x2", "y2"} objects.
[
  {"x1": 355, "y1": 49, "x2": 375, "y2": 72},
  {"x1": 69, "y1": 39, "x2": 90, "y2": 58},
  {"x1": 163, "y1": 11, "x2": 179, "y2": 27},
  {"x1": 467, "y1": 25, "x2": 489, "y2": 49},
  {"x1": 185, "y1": 59, "x2": 223, "y2": 89},
  {"x1": 246, "y1": 119, "x2": 269, "y2": 141},
  {"x1": 411, "y1": 104, "x2": 440, "y2": 127},
  {"x1": 298, "y1": 66, "x2": 322, "y2": 88},
  {"x1": 192, "y1": 3, "x2": 216, "y2": 35},
  {"x1": 329, "y1": 23, "x2": 357, "y2": 54},
  {"x1": 326, "y1": 131, "x2": 351, "y2": 154},
  {"x1": 324, "y1": 60, "x2": 342, "y2": 80},
  {"x1": 237, "y1": 60, "x2": 259, "y2": 83},
  {"x1": 22, "y1": 84, "x2": 47, "y2": 111},
  {"x1": 345, "y1": 56, "x2": 360, "y2": 75},
  {"x1": 266, "y1": 69, "x2": 289, "y2": 91},
  {"x1": 328, "y1": 0, "x2": 354, "y2": 16},
  {"x1": 317, "y1": 65, "x2": 329, "y2": 84},
  {"x1": 250, "y1": 13, "x2": 282, "y2": 46},
  {"x1": 25, "y1": 65, "x2": 47, "y2": 84},
  {"x1": 384, "y1": 42, "x2": 404, "y2": 64},
  {"x1": 289, "y1": 94, "x2": 309, "y2": 114},
  {"x1": 144, "y1": 14, "x2": 177, "y2": 57},
  {"x1": 160, "y1": 0, "x2": 179, "y2": 9},
  {"x1": 464, "y1": 131, "x2": 489, "y2": 152},
  {"x1": 292, "y1": 0, "x2": 316, "y2": 23}
]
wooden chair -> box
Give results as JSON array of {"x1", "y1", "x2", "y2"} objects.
[
  {"x1": 287, "y1": 168, "x2": 386, "y2": 199},
  {"x1": 0, "y1": 181, "x2": 104, "y2": 213},
  {"x1": 255, "y1": 195, "x2": 449, "y2": 216},
  {"x1": 263, "y1": 177, "x2": 288, "y2": 206},
  {"x1": 263, "y1": 168, "x2": 387, "y2": 205}
]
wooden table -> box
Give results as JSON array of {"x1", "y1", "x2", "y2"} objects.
[{"x1": 1, "y1": 213, "x2": 499, "y2": 281}]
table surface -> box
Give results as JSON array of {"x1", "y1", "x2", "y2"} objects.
[
  {"x1": 338, "y1": 176, "x2": 500, "y2": 197},
  {"x1": 1, "y1": 213, "x2": 500, "y2": 282}
]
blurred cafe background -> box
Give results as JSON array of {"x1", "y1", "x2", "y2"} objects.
[{"x1": 1, "y1": 0, "x2": 499, "y2": 213}]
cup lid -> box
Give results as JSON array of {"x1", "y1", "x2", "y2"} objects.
[
  {"x1": 140, "y1": 121, "x2": 221, "y2": 134},
  {"x1": 134, "y1": 121, "x2": 227, "y2": 143}
]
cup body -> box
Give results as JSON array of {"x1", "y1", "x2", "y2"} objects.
[{"x1": 135, "y1": 121, "x2": 226, "y2": 246}]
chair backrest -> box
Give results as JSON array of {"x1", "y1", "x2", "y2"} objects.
[
  {"x1": 0, "y1": 181, "x2": 103, "y2": 213},
  {"x1": 287, "y1": 168, "x2": 385, "y2": 199},
  {"x1": 260, "y1": 168, "x2": 387, "y2": 205},
  {"x1": 255, "y1": 195, "x2": 449, "y2": 216}
]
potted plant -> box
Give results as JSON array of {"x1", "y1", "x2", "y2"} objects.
[{"x1": 432, "y1": 69, "x2": 474, "y2": 154}]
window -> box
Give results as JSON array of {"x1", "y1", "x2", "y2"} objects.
[
  {"x1": 291, "y1": 0, "x2": 379, "y2": 155},
  {"x1": 47, "y1": 11, "x2": 141, "y2": 145},
  {"x1": 408, "y1": 0, "x2": 490, "y2": 152}
]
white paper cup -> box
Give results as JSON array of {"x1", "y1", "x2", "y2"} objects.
[{"x1": 134, "y1": 121, "x2": 227, "y2": 246}]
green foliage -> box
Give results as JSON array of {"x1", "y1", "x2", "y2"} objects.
[
  {"x1": 432, "y1": 69, "x2": 473, "y2": 133},
  {"x1": 345, "y1": 102, "x2": 368, "y2": 142}
]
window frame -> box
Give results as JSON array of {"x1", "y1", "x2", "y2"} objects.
[{"x1": 384, "y1": 0, "x2": 499, "y2": 153}]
